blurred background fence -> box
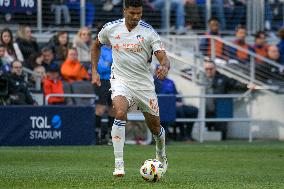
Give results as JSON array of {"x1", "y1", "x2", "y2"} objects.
[{"x1": 0, "y1": 0, "x2": 283, "y2": 35}]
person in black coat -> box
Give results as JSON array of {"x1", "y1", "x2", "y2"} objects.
[
  {"x1": 7, "y1": 60, "x2": 36, "y2": 105},
  {"x1": 202, "y1": 59, "x2": 246, "y2": 140},
  {"x1": 15, "y1": 25, "x2": 39, "y2": 63}
]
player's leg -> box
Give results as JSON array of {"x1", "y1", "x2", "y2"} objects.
[
  {"x1": 143, "y1": 112, "x2": 168, "y2": 174},
  {"x1": 111, "y1": 95, "x2": 129, "y2": 176}
]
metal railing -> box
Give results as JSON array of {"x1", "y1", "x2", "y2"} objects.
[
  {"x1": 1, "y1": 0, "x2": 282, "y2": 34},
  {"x1": 162, "y1": 35, "x2": 284, "y2": 91},
  {"x1": 44, "y1": 92, "x2": 254, "y2": 143},
  {"x1": 23, "y1": 67, "x2": 42, "y2": 91},
  {"x1": 158, "y1": 92, "x2": 253, "y2": 143}
]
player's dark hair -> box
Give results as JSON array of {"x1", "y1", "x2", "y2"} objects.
[{"x1": 124, "y1": 0, "x2": 143, "y2": 8}]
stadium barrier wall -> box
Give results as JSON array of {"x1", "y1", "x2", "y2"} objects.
[{"x1": 0, "y1": 106, "x2": 95, "y2": 146}]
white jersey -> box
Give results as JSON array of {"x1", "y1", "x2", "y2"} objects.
[{"x1": 98, "y1": 18, "x2": 165, "y2": 90}]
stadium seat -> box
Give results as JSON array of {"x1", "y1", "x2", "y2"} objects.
[
  {"x1": 70, "y1": 81, "x2": 95, "y2": 106},
  {"x1": 62, "y1": 81, "x2": 74, "y2": 105}
]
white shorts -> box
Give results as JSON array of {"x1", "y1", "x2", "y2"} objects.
[{"x1": 110, "y1": 79, "x2": 159, "y2": 116}]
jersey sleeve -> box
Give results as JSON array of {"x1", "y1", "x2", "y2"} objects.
[
  {"x1": 98, "y1": 25, "x2": 110, "y2": 45},
  {"x1": 149, "y1": 30, "x2": 165, "y2": 52}
]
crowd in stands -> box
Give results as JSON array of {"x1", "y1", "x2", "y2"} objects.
[
  {"x1": 200, "y1": 17, "x2": 284, "y2": 79},
  {"x1": 1, "y1": 1, "x2": 284, "y2": 35}
]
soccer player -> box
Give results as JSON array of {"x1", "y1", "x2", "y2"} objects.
[{"x1": 91, "y1": 0, "x2": 170, "y2": 177}]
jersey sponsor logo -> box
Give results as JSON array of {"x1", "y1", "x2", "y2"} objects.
[
  {"x1": 113, "y1": 43, "x2": 143, "y2": 53},
  {"x1": 115, "y1": 34, "x2": 121, "y2": 40}
]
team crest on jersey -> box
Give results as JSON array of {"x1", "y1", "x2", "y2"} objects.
[
  {"x1": 136, "y1": 35, "x2": 144, "y2": 42},
  {"x1": 115, "y1": 34, "x2": 121, "y2": 40}
]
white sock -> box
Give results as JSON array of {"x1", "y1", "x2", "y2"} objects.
[
  {"x1": 153, "y1": 126, "x2": 166, "y2": 158},
  {"x1": 111, "y1": 119, "x2": 126, "y2": 162}
]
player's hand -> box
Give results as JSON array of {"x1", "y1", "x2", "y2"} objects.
[
  {"x1": 156, "y1": 65, "x2": 169, "y2": 80},
  {"x1": 92, "y1": 72, "x2": 101, "y2": 86}
]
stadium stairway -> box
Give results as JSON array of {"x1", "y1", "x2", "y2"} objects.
[{"x1": 161, "y1": 34, "x2": 284, "y2": 140}]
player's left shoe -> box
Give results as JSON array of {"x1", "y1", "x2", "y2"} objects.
[{"x1": 156, "y1": 155, "x2": 168, "y2": 174}]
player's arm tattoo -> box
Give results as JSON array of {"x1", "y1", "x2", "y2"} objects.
[{"x1": 154, "y1": 50, "x2": 170, "y2": 70}]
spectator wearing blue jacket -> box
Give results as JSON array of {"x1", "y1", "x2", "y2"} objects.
[
  {"x1": 277, "y1": 28, "x2": 284, "y2": 65},
  {"x1": 90, "y1": 44, "x2": 114, "y2": 144},
  {"x1": 154, "y1": 75, "x2": 198, "y2": 142}
]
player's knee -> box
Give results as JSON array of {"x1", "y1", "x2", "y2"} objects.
[{"x1": 150, "y1": 126, "x2": 160, "y2": 136}]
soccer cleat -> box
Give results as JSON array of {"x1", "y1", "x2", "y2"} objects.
[
  {"x1": 113, "y1": 160, "x2": 125, "y2": 177},
  {"x1": 156, "y1": 155, "x2": 168, "y2": 174}
]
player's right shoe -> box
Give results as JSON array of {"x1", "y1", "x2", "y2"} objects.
[
  {"x1": 156, "y1": 155, "x2": 168, "y2": 174},
  {"x1": 113, "y1": 160, "x2": 125, "y2": 177}
]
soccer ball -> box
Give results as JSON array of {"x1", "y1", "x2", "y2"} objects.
[{"x1": 140, "y1": 159, "x2": 164, "y2": 182}]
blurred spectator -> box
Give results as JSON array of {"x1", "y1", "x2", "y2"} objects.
[
  {"x1": 47, "y1": 31, "x2": 70, "y2": 61},
  {"x1": 61, "y1": 48, "x2": 89, "y2": 82},
  {"x1": 202, "y1": 59, "x2": 246, "y2": 140},
  {"x1": 200, "y1": 17, "x2": 226, "y2": 59},
  {"x1": 66, "y1": 0, "x2": 95, "y2": 27},
  {"x1": 0, "y1": 44, "x2": 10, "y2": 73},
  {"x1": 91, "y1": 44, "x2": 114, "y2": 143},
  {"x1": 184, "y1": 0, "x2": 203, "y2": 30},
  {"x1": 73, "y1": 27, "x2": 93, "y2": 62},
  {"x1": 212, "y1": 0, "x2": 226, "y2": 30},
  {"x1": 264, "y1": 0, "x2": 273, "y2": 30},
  {"x1": 4, "y1": 13, "x2": 12, "y2": 23},
  {"x1": 29, "y1": 65, "x2": 46, "y2": 90},
  {"x1": 51, "y1": 0, "x2": 71, "y2": 26},
  {"x1": 0, "y1": 28, "x2": 24, "y2": 63},
  {"x1": 252, "y1": 31, "x2": 268, "y2": 64},
  {"x1": 228, "y1": 0, "x2": 246, "y2": 30},
  {"x1": 102, "y1": 0, "x2": 122, "y2": 11},
  {"x1": 43, "y1": 63, "x2": 65, "y2": 105},
  {"x1": 41, "y1": 47, "x2": 55, "y2": 71},
  {"x1": 16, "y1": 25, "x2": 39, "y2": 62},
  {"x1": 277, "y1": 28, "x2": 284, "y2": 64},
  {"x1": 267, "y1": 45, "x2": 281, "y2": 64},
  {"x1": 232, "y1": 25, "x2": 251, "y2": 63},
  {"x1": 33, "y1": 65, "x2": 47, "y2": 81},
  {"x1": 7, "y1": 60, "x2": 37, "y2": 105},
  {"x1": 27, "y1": 52, "x2": 44, "y2": 69},
  {"x1": 146, "y1": 0, "x2": 187, "y2": 34},
  {"x1": 154, "y1": 75, "x2": 198, "y2": 142},
  {"x1": 267, "y1": 0, "x2": 284, "y2": 30}
]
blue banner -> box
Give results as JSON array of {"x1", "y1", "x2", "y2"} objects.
[
  {"x1": 0, "y1": 106, "x2": 95, "y2": 146},
  {"x1": 0, "y1": 0, "x2": 37, "y2": 13}
]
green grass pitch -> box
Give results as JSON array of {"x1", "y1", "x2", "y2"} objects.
[{"x1": 0, "y1": 141, "x2": 284, "y2": 189}]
